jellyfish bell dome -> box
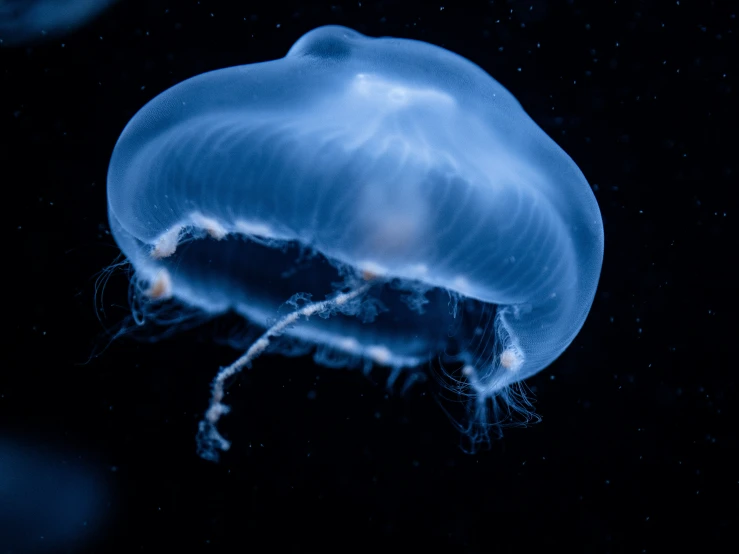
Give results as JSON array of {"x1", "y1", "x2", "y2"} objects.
[{"x1": 107, "y1": 25, "x2": 604, "y2": 459}]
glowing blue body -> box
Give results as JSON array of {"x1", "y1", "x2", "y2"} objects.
[
  {"x1": 107, "y1": 26, "x2": 604, "y2": 450},
  {"x1": 0, "y1": 0, "x2": 117, "y2": 45}
]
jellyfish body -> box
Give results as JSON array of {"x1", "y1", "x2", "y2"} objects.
[
  {"x1": 107, "y1": 26, "x2": 604, "y2": 459},
  {"x1": 0, "y1": 0, "x2": 118, "y2": 45}
]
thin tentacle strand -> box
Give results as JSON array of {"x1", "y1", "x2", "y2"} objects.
[{"x1": 196, "y1": 282, "x2": 373, "y2": 462}]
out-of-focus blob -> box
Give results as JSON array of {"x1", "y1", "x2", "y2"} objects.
[
  {"x1": 0, "y1": 439, "x2": 107, "y2": 551},
  {"x1": 0, "y1": 0, "x2": 118, "y2": 46}
]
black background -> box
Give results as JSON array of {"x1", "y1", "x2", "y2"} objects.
[{"x1": 2, "y1": 0, "x2": 735, "y2": 552}]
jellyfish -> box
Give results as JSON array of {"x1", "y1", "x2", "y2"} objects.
[
  {"x1": 0, "y1": 0, "x2": 118, "y2": 46},
  {"x1": 106, "y1": 25, "x2": 604, "y2": 461}
]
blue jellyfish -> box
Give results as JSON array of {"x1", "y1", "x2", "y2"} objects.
[
  {"x1": 106, "y1": 26, "x2": 604, "y2": 461},
  {"x1": 0, "y1": 0, "x2": 118, "y2": 46}
]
